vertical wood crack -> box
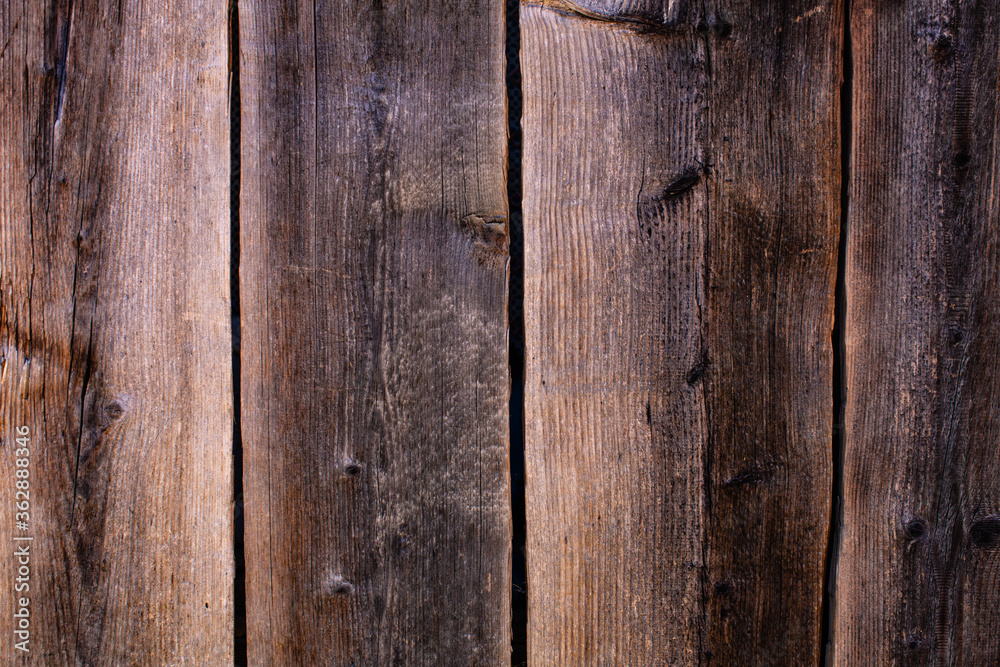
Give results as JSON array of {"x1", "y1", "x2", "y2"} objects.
[
  {"x1": 229, "y1": 0, "x2": 247, "y2": 663},
  {"x1": 696, "y1": 5, "x2": 712, "y2": 662},
  {"x1": 821, "y1": 0, "x2": 851, "y2": 663},
  {"x1": 53, "y1": 0, "x2": 74, "y2": 123}
]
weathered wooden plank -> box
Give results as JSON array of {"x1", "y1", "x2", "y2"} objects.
[
  {"x1": 522, "y1": 1, "x2": 841, "y2": 663},
  {"x1": 839, "y1": 2, "x2": 1000, "y2": 663},
  {"x1": 239, "y1": 0, "x2": 510, "y2": 663},
  {"x1": 0, "y1": 1, "x2": 232, "y2": 663}
]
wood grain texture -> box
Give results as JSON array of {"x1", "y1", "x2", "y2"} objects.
[
  {"x1": 839, "y1": 1, "x2": 1000, "y2": 664},
  {"x1": 521, "y1": 1, "x2": 841, "y2": 663},
  {"x1": 0, "y1": 1, "x2": 232, "y2": 664},
  {"x1": 238, "y1": 0, "x2": 510, "y2": 664}
]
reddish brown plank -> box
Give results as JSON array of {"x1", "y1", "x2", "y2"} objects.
[
  {"x1": 0, "y1": 0, "x2": 233, "y2": 663},
  {"x1": 522, "y1": 1, "x2": 842, "y2": 663}
]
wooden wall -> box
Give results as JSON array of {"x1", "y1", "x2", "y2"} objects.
[{"x1": 0, "y1": 0, "x2": 997, "y2": 664}]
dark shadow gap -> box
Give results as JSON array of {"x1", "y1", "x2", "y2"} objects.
[
  {"x1": 229, "y1": 1, "x2": 247, "y2": 664},
  {"x1": 822, "y1": 0, "x2": 851, "y2": 664},
  {"x1": 505, "y1": 0, "x2": 527, "y2": 663}
]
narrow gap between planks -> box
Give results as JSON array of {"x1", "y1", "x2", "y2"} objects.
[
  {"x1": 228, "y1": 0, "x2": 248, "y2": 664},
  {"x1": 822, "y1": 0, "x2": 852, "y2": 664},
  {"x1": 505, "y1": 0, "x2": 528, "y2": 662}
]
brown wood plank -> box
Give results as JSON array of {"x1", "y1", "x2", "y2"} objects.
[
  {"x1": 839, "y1": 2, "x2": 1000, "y2": 663},
  {"x1": 521, "y1": 1, "x2": 842, "y2": 663},
  {"x1": 0, "y1": 1, "x2": 233, "y2": 663},
  {"x1": 238, "y1": 0, "x2": 511, "y2": 663}
]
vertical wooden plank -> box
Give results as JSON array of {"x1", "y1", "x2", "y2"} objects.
[
  {"x1": 840, "y1": 2, "x2": 1000, "y2": 664},
  {"x1": 698, "y1": 3, "x2": 841, "y2": 661},
  {"x1": 239, "y1": 0, "x2": 510, "y2": 663},
  {"x1": 0, "y1": 1, "x2": 232, "y2": 664},
  {"x1": 522, "y1": 1, "x2": 841, "y2": 663}
]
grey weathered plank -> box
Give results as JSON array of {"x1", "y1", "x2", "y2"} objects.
[
  {"x1": 521, "y1": 1, "x2": 842, "y2": 663},
  {"x1": 238, "y1": 0, "x2": 511, "y2": 663},
  {"x1": 838, "y1": 1, "x2": 1000, "y2": 663},
  {"x1": 0, "y1": 0, "x2": 233, "y2": 663}
]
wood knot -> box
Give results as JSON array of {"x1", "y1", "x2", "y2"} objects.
[
  {"x1": 970, "y1": 516, "x2": 1000, "y2": 549},
  {"x1": 392, "y1": 534, "x2": 411, "y2": 557},
  {"x1": 686, "y1": 351, "x2": 710, "y2": 386},
  {"x1": 931, "y1": 32, "x2": 952, "y2": 61},
  {"x1": 903, "y1": 518, "x2": 927, "y2": 541},
  {"x1": 105, "y1": 400, "x2": 125, "y2": 422},
  {"x1": 638, "y1": 166, "x2": 705, "y2": 221},
  {"x1": 697, "y1": 15, "x2": 731, "y2": 38},
  {"x1": 527, "y1": 0, "x2": 689, "y2": 37},
  {"x1": 723, "y1": 468, "x2": 771, "y2": 488},
  {"x1": 338, "y1": 457, "x2": 362, "y2": 478},
  {"x1": 713, "y1": 581, "x2": 733, "y2": 596},
  {"x1": 461, "y1": 213, "x2": 508, "y2": 258},
  {"x1": 325, "y1": 575, "x2": 355, "y2": 596},
  {"x1": 98, "y1": 397, "x2": 128, "y2": 431},
  {"x1": 714, "y1": 17, "x2": 732, "y2": 38}
]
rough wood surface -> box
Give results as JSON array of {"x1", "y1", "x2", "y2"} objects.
[
  {"x1": 0, "y1": 1, "x2": 233, "y2": 664},
  {"x1": 839, "y1": 1, "x2": 1000, "y2": 664},
  {"x1": 239, "y1": 0, "x2": 511, "y2": 663},
  {"x1": 521, "y1": 1, "x2": 841, "y2": 663}
]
